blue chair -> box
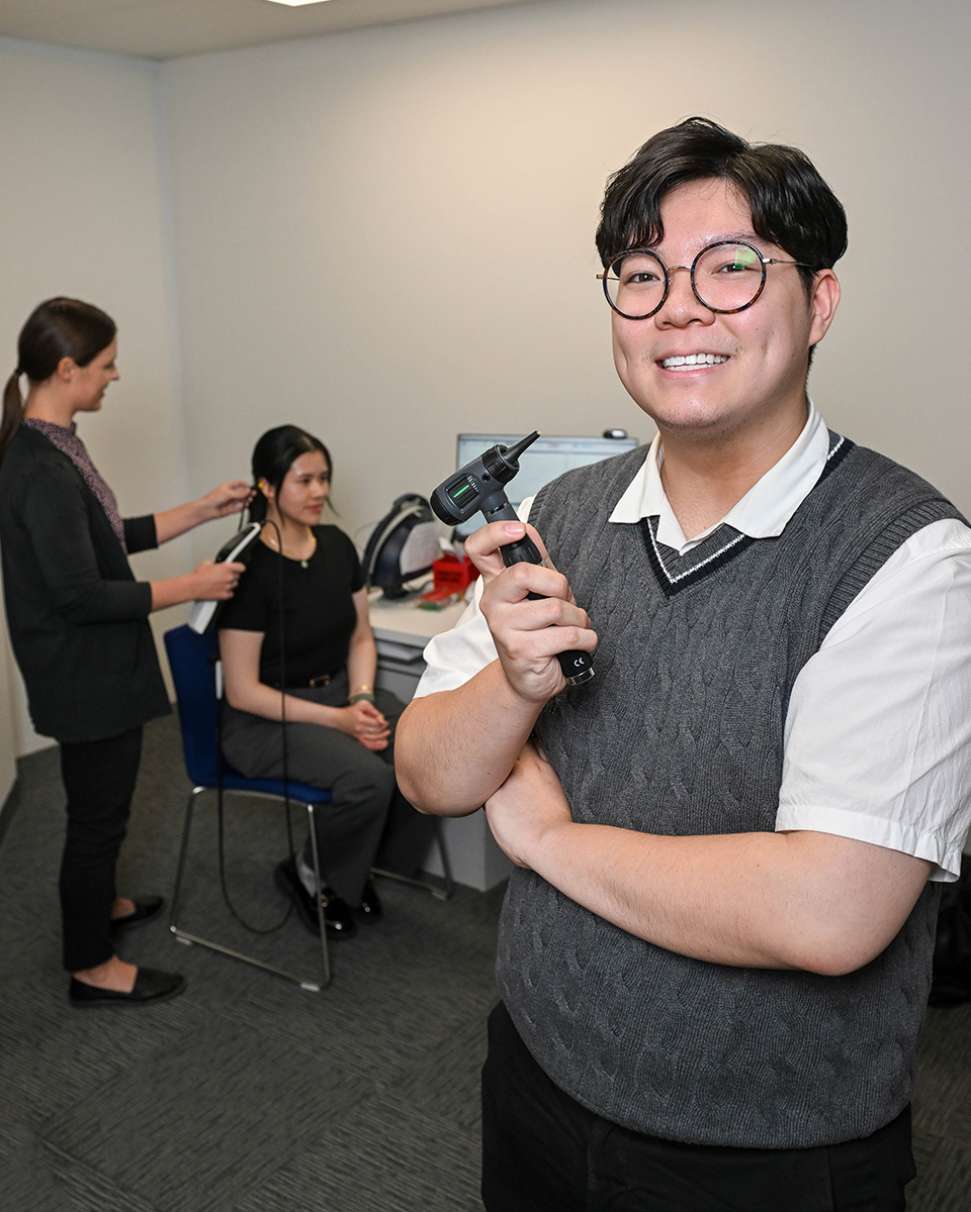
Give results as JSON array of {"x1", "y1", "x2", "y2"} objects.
[{"x1": 164, "y1": 624, "x2": 332, "y2": 992}]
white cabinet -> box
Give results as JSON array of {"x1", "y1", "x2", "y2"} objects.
[{"x1": 370, "y1": 595, "x2": 514, "y2": 891}]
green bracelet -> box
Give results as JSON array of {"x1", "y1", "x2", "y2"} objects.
[{"x1": 348, "y1": 692, "x2": 375, "y2": 704}]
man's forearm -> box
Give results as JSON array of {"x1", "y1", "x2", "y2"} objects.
[
  {"x1": 396, "y1": 661, "x2": 544, "y2": 814},
  {"x1": 521, "y1": 822, "x2": 930, "y2": 976}
]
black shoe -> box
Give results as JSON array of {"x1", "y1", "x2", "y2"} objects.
[
  {"x1": 274, "y1": 859, "x2": 357, "y2": 940},
  {"x1": 110, "y1": 895, "x2": 164, "y2": 935},
  {"x1": 69, "y1": 966, "x2": 186, "y2": 1009},
  {"x1": 355, "y1": 879, "x2": 383, "y2": 924}
]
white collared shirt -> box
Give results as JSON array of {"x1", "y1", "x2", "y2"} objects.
[
  {"x1": 416, "y1": 406, "x2": 971, "y2": 880},
  {"x1": 609, "y1": 401, "x2": 831, "y2": 549}
]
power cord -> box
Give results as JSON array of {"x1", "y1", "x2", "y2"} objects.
[{"x1": 214, "y1": 513, "x2": 300, "y2": 934}]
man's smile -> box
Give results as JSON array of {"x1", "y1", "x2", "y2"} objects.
[{"x1": 656, "y1": 352, "x2": 732, "y2": 372}]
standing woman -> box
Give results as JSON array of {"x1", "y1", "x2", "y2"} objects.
[
  {"x1": 218, "y1": 425, "x2": 435, "y2": 939},
  {"x1": 0, "y1": 297, "x2": 249, "y2": 1008}
]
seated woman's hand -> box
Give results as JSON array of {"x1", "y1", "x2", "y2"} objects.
[{"x1": 337, "y1": 701, "x2": 390, "y2": 751}]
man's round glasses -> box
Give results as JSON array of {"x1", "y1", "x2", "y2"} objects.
[{"x1": 597, "y1": 240, "x2": 817, "y2": 320}]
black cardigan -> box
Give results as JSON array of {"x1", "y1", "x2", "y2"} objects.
[{"x1": 0, "y1": 424, "x2": 170, "y2": 742}]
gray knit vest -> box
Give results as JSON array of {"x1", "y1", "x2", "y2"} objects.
[{"x1": 496, "y1": 435, "x2": 961, "y2": 1149}]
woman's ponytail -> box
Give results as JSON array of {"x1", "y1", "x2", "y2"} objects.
[
  {"x1": 0, "y1": 297, "x2": 116, "y2": 467},
  {"x1": 0, "y1": 370, "x2": 24, "y2": 465},
  {"x1": 248, "y1": 488, "x2": 268, "y2": 524}
]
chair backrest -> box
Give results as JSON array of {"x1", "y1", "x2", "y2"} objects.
[{"x1": 164, "y1": 624, "x2": 223, "y2": 787}]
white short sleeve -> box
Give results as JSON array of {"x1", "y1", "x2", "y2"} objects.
[{"x1": 776, "y1": 518, "x2": 971, "y2": 881}]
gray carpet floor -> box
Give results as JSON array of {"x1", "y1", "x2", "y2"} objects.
[
  {"x1": 1, "y1": 714, "x2": 969, "y2": 1211},
  {"x1": 0, "y1": 716, "x2": 499, "y2": 1211}
]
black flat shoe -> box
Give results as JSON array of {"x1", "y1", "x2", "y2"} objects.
[
  {"x1": 355, "y1": 879, "x2": 383, "y2": 924},
  {"x1": 274, "y1": 859, "x2": 357, "y2": 941},
  {"x1": 110, "y1": 895, "x2": 164, "y2": 935},
  {"x1": 69, "y1": 966, "x2": 186, "y2": 1009}
]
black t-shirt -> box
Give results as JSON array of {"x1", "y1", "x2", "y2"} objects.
[{"x1": 217, "y1": 525, "x2": 365, "y2": 687}]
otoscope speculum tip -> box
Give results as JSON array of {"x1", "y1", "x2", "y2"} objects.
[{"x1": 504, "y1": 431, "x2": 541, "y2": 462}]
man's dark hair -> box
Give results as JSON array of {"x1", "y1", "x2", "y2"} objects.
[{"x1": 596, "y1": 117, "x2": 847, "y2": 298}]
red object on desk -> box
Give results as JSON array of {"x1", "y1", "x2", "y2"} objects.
[{"x1": 419, "y1": 553, "x2": 479, "y2": 605}]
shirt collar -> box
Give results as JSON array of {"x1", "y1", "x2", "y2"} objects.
[
  {"x1": 24, "y1": 417, "x2": 80, "y2": 440},
  {"x1": 608, "y1": 401, "x2": 830, "y2": 555}
]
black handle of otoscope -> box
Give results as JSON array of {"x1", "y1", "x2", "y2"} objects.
[
  {"x1": 487, "y1": 502, "x2": 595, "y2": 688},
  {"x1": 430, "y1": 430, "x2": 595, "y2": 688}
]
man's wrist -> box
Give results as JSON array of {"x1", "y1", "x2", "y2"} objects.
[
  {"x1": 526, "y1": 819, "x2": 580, "y2": 877},
  {"x1": 492, "y1": 658, "x2": 551, "y2": 713}
]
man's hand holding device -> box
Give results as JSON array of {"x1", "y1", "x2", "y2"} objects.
[
  {"x1": 464, "y1": 519, "x2": 597, "y2": 704},
  {"x1": 429, "y1": 431, "x2": 597, "y2": 697}
]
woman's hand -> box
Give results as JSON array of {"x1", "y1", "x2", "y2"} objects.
[
  {"x1": 189, "y1": 560, "x2": 246, "y2": 600},
  {"x1": 336, "y1": 701, "x2": 390, "y2": 751},
  {"x1": 198, "y1": 481, "x2": 253, "y2": 522},
  {"x1": 154, "y1": 483, "x2": 254, "y2": 545},
  {"x1": 465, "y1": 521, "x2": 597, "y2": 705}
]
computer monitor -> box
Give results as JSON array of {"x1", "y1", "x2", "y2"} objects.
[{"x1": 453, "y1": 431, "x2": 639, "y2": 536}]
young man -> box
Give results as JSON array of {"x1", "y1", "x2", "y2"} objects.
[{"x1": 395, "y1": 118, "x2": 971, "y2": 1210}]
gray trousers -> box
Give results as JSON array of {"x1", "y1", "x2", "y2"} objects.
[{"x1": 221, "y1": 673, "x2": 433, "y2": 905}]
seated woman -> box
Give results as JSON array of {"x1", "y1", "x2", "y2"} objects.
[{"x1": 218, "y1": 424, "x2": 434, "y2": 939}]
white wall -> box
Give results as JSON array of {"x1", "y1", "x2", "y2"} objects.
[
  {"x1": 0, "y1": 39, "x2": 189, "y2": 758},
  {"x1": 1, "y1": 0, "x2": 969, "y2": 762},
  {"x1": 161, "y1": 0, "x2": 971, "y2": 567}
]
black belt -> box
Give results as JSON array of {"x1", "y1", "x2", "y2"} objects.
[{"x1": 268, "y1": 672, "x2": 337, "y2": 690}]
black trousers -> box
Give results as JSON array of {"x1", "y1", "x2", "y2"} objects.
[
  {"x1": 221, "y1": 675, "x2": 434, "y2": 905},
  {"x1": 481, "y1": 1002, "x2": 916, "y2": 1212},
  {"x1": 58, "y1": 727, "x2": 143, "y2": 972}
]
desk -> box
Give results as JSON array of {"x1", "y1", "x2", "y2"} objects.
[
  {"x1": 368, "y1": 594, "x2": 466, "y2": 702},
  {"x1": 369, "y1": 592, "x2": 514, "y2": 892}
]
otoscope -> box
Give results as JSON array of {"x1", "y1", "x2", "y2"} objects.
[{"x1": 430, "y1": 432, "x2": 595, "y2": 687}]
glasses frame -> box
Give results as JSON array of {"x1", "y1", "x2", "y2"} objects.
[{"x1": 597, "y1": 239, "x2": 818, "y2": 321}]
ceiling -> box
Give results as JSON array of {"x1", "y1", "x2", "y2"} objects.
[{"x1": 0, "y1": 0, "x2": 542, "y2": 61}]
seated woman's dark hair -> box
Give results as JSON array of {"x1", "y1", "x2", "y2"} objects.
[
  {"x1": 249, "y1": 424, "x2": 334, "y2": 522},
  {"x1": 595, "y1": 117, "x2": 848, "y2": 298},
  {"x1": 1, "y1": 297, "x2": 117, "y2": 463}
]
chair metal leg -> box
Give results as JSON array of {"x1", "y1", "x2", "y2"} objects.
[
  {"x1": 306, "y1": 802, "x2": 331, "y2": 987},
  {"x1": 168, "y1": 785, "x2": 331, "y2": 993},
  {"x1": 434, "y1": 816, "x2": 455, "y2": 899},
  {"x1": 169, "y1": 785, "x2": 202, "y2": 934},
  {"x1": 371, "y1": 816, "x2": 454, "y2": 901}
]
